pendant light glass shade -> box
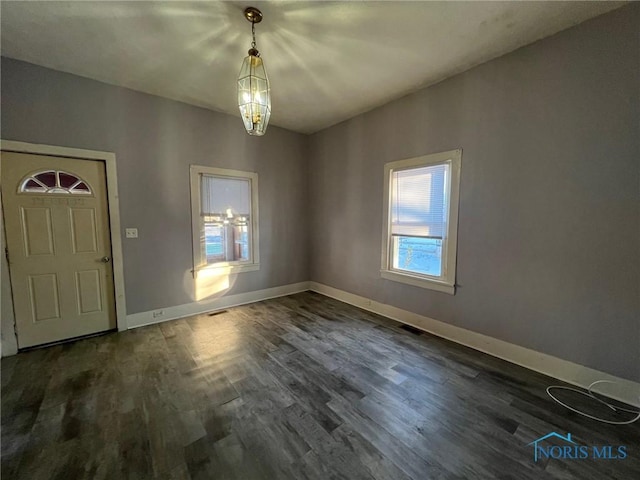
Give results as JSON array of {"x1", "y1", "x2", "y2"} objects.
[{"x1": 238, "y1": 53, "x2": 271, "y2": 136}]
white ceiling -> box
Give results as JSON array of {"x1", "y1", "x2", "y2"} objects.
[{"x1": 1, "y1": 1, "x2": 625, "y2": 134}]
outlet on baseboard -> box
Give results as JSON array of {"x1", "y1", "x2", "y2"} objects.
[{"x1": 152, "y1": 310, "x2": 164, "y2": 318}]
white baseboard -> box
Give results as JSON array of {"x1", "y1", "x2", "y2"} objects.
[
  {"x1": 127, "y1": 281, "x2": 310, "y2": 329},
  {"x1": 309, "y1": 281, "x2": 640, "y2": 408},
  {"x1": 1, "y1": 338, "x2": 18, "y2": 358}
]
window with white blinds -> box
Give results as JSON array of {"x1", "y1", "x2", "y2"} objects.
[
  {"x1": 382, "y1": 150, "x2": 461, "y2": 295},
  {"x1": 390, "y1": 164, "x2": 448, "y2": 239},
  {"x1": 201, "y1": 176, "x2": 251, "y2": 218},
  {"x1": 190, "y1": 166, "x2": 259, "y2": 273}
]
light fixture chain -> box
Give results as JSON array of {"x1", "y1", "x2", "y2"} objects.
[{"x1": 251, "y1": 21, "x2": 256, "y2": 49}]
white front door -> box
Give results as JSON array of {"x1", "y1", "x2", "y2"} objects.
[{"x1": 1, "y1": 151, "x2": 116, "y2": 348}]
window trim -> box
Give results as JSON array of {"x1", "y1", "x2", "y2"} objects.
[
  {"x1": 381, "y1": 149, "x2": 461, "y2": 295},
  {"x1": 190, "y1": 165, "x2": 260, "y2": 276}
]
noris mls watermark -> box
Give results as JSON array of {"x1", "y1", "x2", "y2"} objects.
[{"x1": 528, "y1": 432, "x2": 628, "y2": 462}]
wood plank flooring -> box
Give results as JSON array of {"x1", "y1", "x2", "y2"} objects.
[{"x1": 2, "y1": 292, "x2": 639, "y2": 479}]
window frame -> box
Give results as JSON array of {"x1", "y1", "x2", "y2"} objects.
[
  {"x1": 190, "y1": 165, "x2": 260, "y2": 276},
  {"x1": 19, "y1": 169, "x2": 93, "y2": 195},
  {"x1": 381, "y1": 149, "x2": 462, "y2": 295}
]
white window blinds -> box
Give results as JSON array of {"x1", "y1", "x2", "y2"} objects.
[
  {"x1": 201, "y1": 175, "x2": 251, "y2": 216},
  {"x1": 390, "y1": 163, "x2": 449, "y2": 238}
]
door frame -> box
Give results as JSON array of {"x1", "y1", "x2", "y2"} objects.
[{"x1": 0, "y1": 140, "x2": 128, "y2": 340}]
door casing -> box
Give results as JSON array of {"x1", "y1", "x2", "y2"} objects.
[{"x1": 0, "y1": 140, "x2": 127, "y2": 351}]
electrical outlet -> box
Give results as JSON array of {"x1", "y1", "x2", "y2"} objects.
[
  {"x1": 152, "y1": 310, "x2": 164, "y2": 318},
  {"x1": 125, "y1": 228, "x2": 138, "y2": 238}
]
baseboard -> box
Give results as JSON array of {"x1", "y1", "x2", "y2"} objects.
[
  {"x1": 1, "y1": 338, "x2": 19, "y2": 358},
  {"x1": 309, "y1": 281, "x2": 640, "y2": 408},
  {"x1": 127, "y1": 281, "x2": 310, "y2": 329}
]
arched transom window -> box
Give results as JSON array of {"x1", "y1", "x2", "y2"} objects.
[{"x1": 20, "y1": 170, "x2": 92, "y2": 195}]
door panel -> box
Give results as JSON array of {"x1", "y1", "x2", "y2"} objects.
[
  {"x1": 28, "y1": 273, "x2": 61, "y2": 321},
  {"x1": 1, "y1": 151, "x2": 116, "y2": 348},
  {"x1": 75, "y1": 270, "x2": 103, "y2": 314},
  {"x1": 70, "y1": 208, "x2": 98, "y2": 253},
  {"x1": 21, "y1": 207, "x2": 55, "y2": 256}
]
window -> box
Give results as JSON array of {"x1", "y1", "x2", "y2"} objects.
[
  {"x1": 190, "y1": 166, "x2": 259, "y2": 274},
  {"x1": 381, "y1": 149, "x2": 461, "y2": 294},
  {"x1": 20, "y1": 170, "x2": 91, "y2": 195}
]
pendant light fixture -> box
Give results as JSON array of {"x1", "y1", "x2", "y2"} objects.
[{"x1": 238, "y1": 7, "x2": 271, "y2": 136}]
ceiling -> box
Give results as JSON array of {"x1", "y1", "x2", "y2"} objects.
[{"x1": 1, "y1": 1, "x2": 625, "y2": 134}]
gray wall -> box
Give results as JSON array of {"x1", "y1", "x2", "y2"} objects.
[
  {"x1": 308, "y1": 5, "x2": 640, "y2": 382},
  {"x1": 1, "y1": 57, "x2": 309, "y2": 318}
]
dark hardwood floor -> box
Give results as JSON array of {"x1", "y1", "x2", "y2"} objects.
[{"x1": 2, "y1": 292, "x2": 639, "y2": 479}]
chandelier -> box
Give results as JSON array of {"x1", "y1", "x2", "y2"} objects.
[{"x1": 237, "y1": 7, "x2": 271, "y2": 136}]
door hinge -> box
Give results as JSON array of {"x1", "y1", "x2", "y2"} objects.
[{"x1": 4, "y1": 247, "x2": 9, "y2": 264}]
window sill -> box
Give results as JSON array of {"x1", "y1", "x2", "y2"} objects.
[
  {"x1": 195, "y1": 263, "x2": 260, "y2": 278},
  {"x1": 380, "y1": 269, "x2": 455, "y2": 295}
]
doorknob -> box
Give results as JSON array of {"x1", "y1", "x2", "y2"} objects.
[{"x1": 101, "y1": 256, "x2": 111, "y2": 263}]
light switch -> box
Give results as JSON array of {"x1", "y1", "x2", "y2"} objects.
[{"x1": 125, "y1": 228, "x2": 138, "y2": 239}]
